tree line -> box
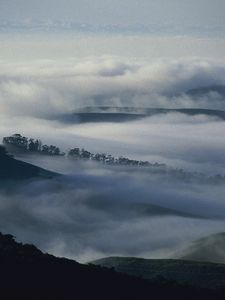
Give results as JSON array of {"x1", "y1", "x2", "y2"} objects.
[
  {"x1": 2, "y1": 134, "x2": 225, "y2": 183},
  {"x1": 3, "y1": 134, "x2": 64, "y2": 156},
  {"x1": 2, "y1": 134, "x2": 166, "y2": 168}
]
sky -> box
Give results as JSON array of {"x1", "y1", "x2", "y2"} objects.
[{"x1": 1, "y1": 0, "x2": 225, "y2": 29}]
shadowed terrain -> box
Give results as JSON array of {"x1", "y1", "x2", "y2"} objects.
[
  {"x1": 0, "y1": 145, "x2": 57, "y2": 180},
  {"x1": 68, "y1": 107, "x2": 225, "y2": 123},
  {"x1": 65, "y1": 85, "x2": 225, "y2": 123},
  {"x1": 91, "y1": 256, "x2": 225, "y2": 290},
  {"x1": 0, "y1": 232, "x2": 224, "y2": 300}
]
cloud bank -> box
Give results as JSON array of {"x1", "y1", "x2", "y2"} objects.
[
  {"x1": 0, "y1": 165, "x2": 225, "y2": 263},
  {"x1": 1, "y1": 56, "x2": 225, "y2": 263},
  {"x1": 0, "y1": 57, "x2": 225, "y2": 119}
]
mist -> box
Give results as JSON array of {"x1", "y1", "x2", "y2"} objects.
[
  {"x1": 1, "y1": 57, "x2": 225, "y2": 118},
  {"x1": 0, "y1": 26, "x2": 225, "y2": 265},
  {"x1": 0, "y1": 161, "x2": 225, "y2": 263}
]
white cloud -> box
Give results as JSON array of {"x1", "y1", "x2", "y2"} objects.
[
  {"x1": 1, "y1": 165, "x2": 225, "y2": 262},
  {"x1": 0, "y1": 57, "x2": 225, "y2": 119},
  {"x1": 0, "y1": 55, "x2": 225, "y2": 262}
]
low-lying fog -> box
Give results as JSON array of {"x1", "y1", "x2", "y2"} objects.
[
  {"x1": 0, "y1": 162, "x2": 225, "y2": 262},
  {"x1": 1, "y1": 112, "x2": 225, "y2": 175},
  {"x1": 1, "y1": 57, "x2": 225, "y2": 174},
  {"x1": 1, "y1": 37, "x2": 225, "y2": 262}
]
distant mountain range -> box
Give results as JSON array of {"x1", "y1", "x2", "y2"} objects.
[
  {"x1": 70, "y1": 107, "x2": 225, "y2": 123},
  {"x1": 68, "y1": 85, "x2": 225, "y2": 123}
]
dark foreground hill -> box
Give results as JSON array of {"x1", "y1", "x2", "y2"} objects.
[
  {"x1": 0, "y1": 232, "x2": 224, "y2": 300},
  {"x1": 91, "y1": 256, "x2": 225, "y2": 290},
  {"x1": 0, "y1": 145, "x2": 57, "y2": 180}
]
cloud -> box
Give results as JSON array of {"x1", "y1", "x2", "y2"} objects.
[
  {"x1": 1, "y1": 56, "x2": 225, "y2": 263},
  {"x1": 1, "y1": 57, "x2": 225, "y2": 120},
  {"x1": 0, "y1": 57, "x2": 224, "y2": 177},
  {"x1": 1, "y1": 111, "x2": 225, "y2": 176},
  {"x1": 0, "y1": 164, "x2": 225, "y2": 263}
]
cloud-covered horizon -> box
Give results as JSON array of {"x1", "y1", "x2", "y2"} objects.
[
  {"x1": 1, "y1": 57, "x2": 225, "y2": 175},
  {"x1": 1, "y1": 0, "x2": 225, "y2": 31},
  {"x1": 1, "y1": 57, "x2": 225, "y2": 119}
]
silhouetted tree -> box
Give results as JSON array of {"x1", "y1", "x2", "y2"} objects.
[
  {"x1": 68, "y1": 148, "x2": 80, "y2": 159},
  {"x1": 3, "y1": 134, "x2": 28, "y2": 149}
]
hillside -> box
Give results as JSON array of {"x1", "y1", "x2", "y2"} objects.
[
  {"x1": 69, "y1": 107, "x2": 225, "y2": 123},
  {"x1": 175, "y1": 232, "x2": 225, "y2": 264},
  {"x1": 0, "y1": 232, "x2": 224, "y2": 300},
  {"x1": 0, "y1": 145, "x2": 57, "y2": 180},
  {"x1": 91, "y1": 256, "x2": 225, "y2": 290}
]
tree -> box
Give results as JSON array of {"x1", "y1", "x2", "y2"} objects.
[
  {"x1": 28, "y1": 139, "x2": 36, "y2": 152},
  {"x1": 80, "y1": 149, "x2": 91, "y2": 160},
  {"x1": 68, "y1": 148, "x2": 80, "y2": 159},
  {"x1": 3, "y1": 134, "x2": 28, "y2": 149}
]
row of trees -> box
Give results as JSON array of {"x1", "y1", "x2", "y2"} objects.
[
  {"x1": 3, "y1": 134, "x2": 166, "y2": 168},
  {"x1": 3, "y1": 134, "x2": 64, "y2": 156},
  {"x1": 68, "y1": 147, "x2": 165, "y2": 167}
]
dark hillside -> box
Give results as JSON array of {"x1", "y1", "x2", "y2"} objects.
[
  {"x1": 0, "y1": 232, "x2": 224, "y2": 299},
  {"x1": 0, "y1": 145, "x2": 57, "y2": 180},
  {"x1": 91, "y1": 256, "x2": 225, "y2": 290}
]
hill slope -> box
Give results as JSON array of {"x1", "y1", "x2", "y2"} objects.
[
  {"x1": 175, "y1": 232, "x2": 225, "y2": 264},
  {"x1": 1, "y1": 232, "x2": 224, "y2": 299},
  {"x1": 0, "y1": 146, "x2": 57, "y2": 180},
  {"x1": 91, "y1": 256, "x2": 225, "y2": 290}
]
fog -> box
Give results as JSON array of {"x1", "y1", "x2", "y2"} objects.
[
  {"x1": 1, "y1": 112, "x2": 225, "y2": 175},
  {"x1": 1, "y1": 57, "x2": 225, "y2": 118},
  {"x1": 0, "y1": 163, "x2": 225, "y2": 263},
  {"x1": 0, "y1": 54, "x2": 224, "y2": 176},
  {"x1": 0, "y1": 29, "x2": 225, "y2": 263}
]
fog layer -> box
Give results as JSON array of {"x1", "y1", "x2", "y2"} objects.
[{"x1": 0, "y1": 164, "x2": 225, "y2": 262}]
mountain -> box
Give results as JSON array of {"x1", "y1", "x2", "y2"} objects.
[
  {"x1": 66, "y1": 85, "x2": 225, "y2": 124},
  {"x1": 0, "y1": 145, "x2": 57, "y2": 180},
  {"x1": 175, "y1": 232, "x2": 225, "y2": 264},
  {"x1": 67, "y1": 107, "x2": 225, "y2": 123},
  {"x1": 0, "y1": 232, "x2": 224, "y2": 300},
  {"x1": 91, "y1": 256, "x2": 225, "y2": 290}
]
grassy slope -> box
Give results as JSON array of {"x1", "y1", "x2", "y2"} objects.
[
  {"x1": 91, "y1": 256, "x2": 225, "y2": 289},
  {"x1": 175, "y1": 232, "x2": 225, "y2": 264}
]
